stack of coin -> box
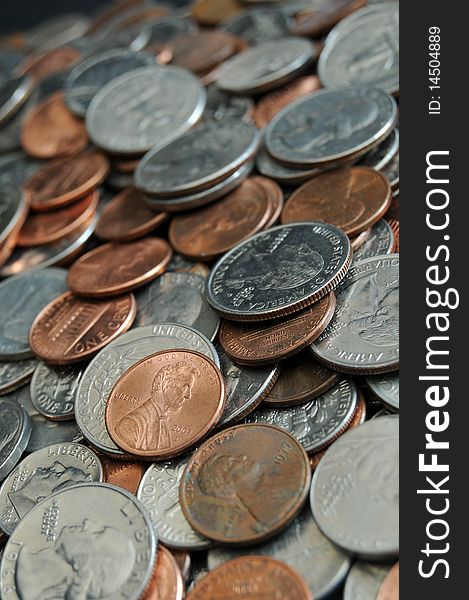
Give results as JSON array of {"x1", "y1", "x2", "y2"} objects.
[{"x1": 0, "y1": 2, "x2": 400, "y2": 598}]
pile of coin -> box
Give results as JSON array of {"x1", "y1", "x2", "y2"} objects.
[{"x1": 0, "y1": 1, "x2": 399, "y2": 598}]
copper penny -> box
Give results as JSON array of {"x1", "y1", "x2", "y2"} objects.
[
  {"x1": 387, "y1": 218, "x2": 399, "y2": 252},
  {"x1": 24, "y1": 152, "x2": 110, "y2": 211},
  {"x1": 143, "y1": 546, "x2": 184, "y2": 600},
  {"x1": 99, "y1": 453, "x2": 146, "y2": 494},
  {"x1": 253, "y1": 176, "x2": 284, "y2": 229},
  {"x1": 20, "y1": 92, "x2": 88, "y2": 159},
  {"x1": 112, "y1": 157, "x2": 140, "y2": 174},
  {"x1": 188, "y1": 556, "x2": 312, "y2": 599},
  {"x1": 16, "y1": 46, "x2": 80, "y2": 82},
  {"x1": 219, "y1": 293, "x2": 336, "y2": 366},
  {"x1": 95, "y1": 188, "x2": 169, "y2": 242},
  {"x1": 180, "y1": 423, "x2": 311, "y2": 545},
  {"x1": 29, "y1": 291, "x2": 136, "y2": 364},
  {"x1": 106, "y1": 349, "x2": 226, "y2": 459},
  {"x1": 169, "y1": 178, "x2": 273, "y2": 261},
  {"x1": 264, "y1": 351, "x2": 339, "y2": 408},
  {"x1": 170, "y1": 550, "x2": 191, "y2": 581},
  {"x1": 17, "y1": 190, "x2": 99, "y2": 246},
  {"x1": 88, "y1": 0, "x2": 146, "y2": 34},
  {"x1": 254, "y1": 76, "x2": 322, "y2": 129},
  {"x1": 192, "y1": 0, "x2": 243, "y2": 26},
  {"x1": 67, "y1": 237, "x2": 172, "y2": 297},
  {"x1": 292, "y1": 0, "x2": 367, "y2": 37},
  {"x1": 350, "y1": 228, "x2": 371, "y2": 251},
  {"x1": 377, "y1": 562, "x2": 399, "y2": 600},
  {"x1": 282, "y1": 167, "x2": 392, "y2": 237}
]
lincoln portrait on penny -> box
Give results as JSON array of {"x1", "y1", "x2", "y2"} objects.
[{"x1": 115, "y1": 361, "x2": 200, "y2": 451}]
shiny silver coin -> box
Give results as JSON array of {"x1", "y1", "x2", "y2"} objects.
[
  {"x1": 135, "y1": 272, "x2": 220, "y2": 340},
  {"x1": 208, "y1": 504, "x2": 351, "y2": 599},
  {"x1": 0, "y1": 358, "x2": 37, "y2": 395},
  {"x1": 246, "y1": 379, "x2": 358, "y2": 453},
  {"x1": 265, "y1": 86, "x2": 397, "y2": 167},
  {"x1": 138, "y1": 457, "x2": 212, "y2": 550},
  {"x1": 344, "y1": 561, "x2": 391, "y2": 600},
  {"x1": 130, "y1": 16, "x2": 198, "y2": 51},
  {"x1": 206, "y1": 222, "x2": 351, "y2": 321},
  {"x1": 352, "y1": 219, "x2": 395, "y2": 262},
  {"x1": 311, "y1": 415, "x2": 399, "y2": 559},
  {"x1": 0, "y1": 268, "x2": 68, "y2": 360},
  {"x1": 311, "y1": 254, "x2": 399, "y2": 374},
  {"x1": 65, "y1": 49, "x2": 156, "y2": 117},
  {"x1": 30, "y1": 362, "x2": 86, "y2": 421},
  {"x1": 203, "y1": 86, "x2": 254, "y2": 123},
  {"x1": 24, "y1": 13, "x2": 90, "y2": 52},
  {"x1": 366, "y1": 371, "x2": 399, "y2": 411},
  {"x1": 216, "y1": 37, "x2": 315, "y2": 95},
  {"x1": 381, "y1": 151, "x2": 399, "y2": 189},
  {"x1": 256, "y1": 145, "x2": 326, "y2": 185},
  {"x1": 0, "y1": 185, "x2": 26, "y2": 247},
  {"x1": 0, "y1": 76, "x2": 33, "y2": 127},
  {"x1": 86, "y1": 65, "x2": 206, "y2": 155},
  {"x1": 0, "y1": 442, "x2": 103, "y2": 535},
  {"x1": 0, "y1": 152, "x2": 41, "y2": 189},
  {"x1": 319, "y1": 4, "x2": 399, "y2": 94},
  {"x1": 135, "y1": 120, "x2": 260, "y2": 198},
  {"x1": 75, "y1": 323, "x2": 219, "y2": 456},
  {"x1": 0, "y1": 482, "x2": 156, "y2": 600},
  {"x1": 221, "y1": 8, "x2": 289, "y2": 45},
  {"x1": 0, "y1": 397, "x2": 31, "y2": 481},
  {"x1": 358, "y1": 128, "x2": 399, "y2": 171}
]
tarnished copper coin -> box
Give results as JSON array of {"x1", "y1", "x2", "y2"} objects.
[
  {"x1": 192, "y1": 0, "x2": 242, "y2": 26},
  {"x1": 254, "y1": 76, "x2": 321, "y2": 129},
  {"x1": 101, "y1": 455, "x2": 146, "y2": 495},
  {"x1": 106, "y1": 349, "x2": 225, "y2": 459},
  {"x1": 95, "y1": 188, "x2": 169, "y2": 242},
  {"x1": 219, "y1": 293, "x2": 336, "y2": 365},
  {"x1": 188, "y1": 555, "x2": 312, "y2": 599},
  {"x1": 24, "y1": 152, "x2": 110, "y2": 211},
  {"x1": 377, "y1": 562, "x2": 399, "y2": 600},
  {"x1": 169, "y1": 178, "x2": 274, "y2": 261},
  {"x1": 264, "y1": 351, "x2": 339, "y2": 407},
  {"x1": 16, "y1": 46, "x2": 80, "y2": 82},
  {"x1": 17, "y1": 190, "x2": 99, "y2": 246},
  {"x1": 29, "y1": 291, "x2": 136, "y2": 364},
  {"x1": 180, "y1": 423, "x2": 311, "y2": 544},
  {"x1": 20, "y1": 92, "x2": 88, "y2": 159},
  {"x1": 67, "y1": 237, "x2": 172, "y2": 297},
  {"x1": 281, "y1": 167, "x2": 392, "y2": 237},
  {"x1": 143, "y1": 546, "x2": 184, "y2": 600},
  {"x1": 292, "y1": 0, "x2": 367, "y2": 37}
]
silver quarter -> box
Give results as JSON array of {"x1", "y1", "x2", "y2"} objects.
[
  {"x1": 246, "y1": 379, "x2": 358, "y2": 453},
  {"x1": 311, "y1": 254, "x2": 399, "y2": 374},
  {"x1": 0, "y1": 185, "x2": 26, "y2": 247},
  {"x1": 138, "y1": 457, "x2": 212, "y2": 550},
  {"x1": 0, "y1": 482, "x2": 156, "y2": 600},
  {"x1": 265, "y1": 86, "x2": 397, "y2": 167},
  {"x1": 75, "y1": 323, "x2": 219, "y2": 456},
  {"x1": 0, "y1": 268, "x2": 68, "y2": 360},
  {"x1": 86, "y1": 65, "x2": 206, "y2": 155},
  {"x1": 352, "y1": 219, "x2": 394, "y2": 262},
  {"x1": 366, "y1": 371, "x2": 399, "y2": 411},
  {"x1": 0, "y1": 358, "x2": 37, "y2": 395},
  {"x1": 30, "y1": 363, "x2": 86, "y2": 421},
  {"x1": 358, "y1": 128, "x2": 399, "y2": 171},
  {"x1": 203, "y1": 85, "x2": 254, "y2": 123},
  {"x1": 206, "y1": 222, "x2": 352, "y2": 321},
  {"x1": 135, "y1": 272, "x2": 220, "y2": 340},
  {"x1": 0, "y1": 397, "x2": 31, "y2": 481},
  {"x1": 0, "y1": 442, "x2": 103, "y2": 535},
  {"x1": 208, "y1": 504, "x2": 351, "y2": 599},
  {"x1": 344, "y1": 561, "x2": 391, "y2": 600},
  {"x1": 310, "y1": 415, "x2": 399, "y2": 558},
  {"x1": 221, "y1": 9, "x2": 289, "y2": 46}
]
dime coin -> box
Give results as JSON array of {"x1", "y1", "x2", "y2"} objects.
[
  {"x1": 20, "y1": 92, "x2": 88, "y2": 159},
  {"x1": 0, "y1": 442, "x2": 103, "y2": 535},
  {"x1": 219, "y1": 293, "x2": 336, "y2": 365},
  {"x1": 352, "y1": 218, "x2": 395, "y2": 262},
  {"x1": 76, "y1": 324, "x2": 220, "y2": 456},
  {"x1": 143, "y1": 545, "x2": 184, "y2": 600},
  {"x1": 344, "y1": 562, "x2": 391, "y2": 600},
  {"x1": 100, "y1": 454, "x2": 146, "y2": 494},
  {"x1": 359, "y1": 127, "x2": 399, "y2": 171},
  {"x1": 377, "y1": 562, "x2": 399, "y2": 600},
  {"x1": 95, "y1": 187, "x2": 169, "y2": 242},
  {"x1": 0, "y1": 185, "x2": 28, "y2": 249},
  {"x1": 135, "y1": 120, "x2": 260, "y2": 198},
  {"x1": 311, "y1": 415, "x2": 399, "y2": 558},
  {"x1": 203, "y1": 85, "x2": 254, "y2": 122},
  {"x1": 0, "y1": 358, "x2": 36, "y2": 394},
  {"x1": 208, "y1": 504, "x2": 351, "y2": 599},
  {"x1": 248, "y1": 378, "x2": 358, "y2": 453},
  {"x1": 282, "y1": 167, "x2": 392, "y2": 236},
  {"x1": 265, "y1": 86, "x2": 397, "y2": 167},
  {"x1": 65, "y1": 49, "x2": 156, "y2": 117},
  {"x1": 366, "y1": 371, "x2": 399, "y2": 411},
  {"x1": 180, "y1": 423, "x2": 311, "y2": 544},
  {"x1": 24, "y1": 151, "x2": 110, "y2": 211},
  {"x1": 0, "y1": 482, "x2": 156, "y2": 600},
  {"x1": 0, "y1": 75, "x2": 32, "y2": 126},
  {"x1": 17, "y1": 189, "x2": 99, "y2": 246},
  {"x1": 135, "y1": 272, "x2": 220, "y2": 340},
  {"x1": 67, "y1": 238, "x2": 172, "y2": 297},
  {"x1": 0, "y1": 268, "x2": 68, "y2": 360},
  {"x1": 168, "y1": 178, "x2": 274, "y2": 260},
  {"x1": 292, "y1": 0, "x2": 367, "y2": 37},
  {"x1": 311, "y1": 254, "x2": 399, "y2": 373},
  {"x1": 0, "y1": 397, "x2": 31, "y2": 480},
  {"x1": 206, "y1": 222, "x2": 352, "y2": 321},
  {"x1": 86, "y1": 66, "x2": 206, "y2": 155},
  {"x1": 187, "y1": 556, "x2": 313, "y2": 599},
  {"x1": 138, "y1": 457, "x2": 212, "y2": 550},
  {"x1": 216, "y1": 37, "x2": 315, "y2": 95},
  {"x1": 222, "y1": 8, "x2": 289, "y2": 45},
  {"x1": 30, "y1": 362, "x2": 85, "y2": 420}
]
